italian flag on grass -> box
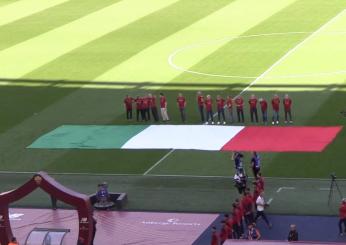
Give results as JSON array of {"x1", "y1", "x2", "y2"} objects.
[{"x1": 29, "y1": 125, "x2": 342, "y2": 152}]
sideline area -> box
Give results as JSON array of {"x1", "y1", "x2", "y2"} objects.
[{"x1": 8, "y1": 208, "x2": 346, "y2": 244}]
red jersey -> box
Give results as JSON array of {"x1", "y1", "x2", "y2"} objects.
[
  {"x1": 242, "y1": 195, "x2": 254, "y2": 214},
  {"x1": 216, "y1": 98, "x2": 225, "y2": 109},
  {"x1": 283, "y1": 98, "x2": 292, "y2": 111},
  {"x1": 260, "y1": 100, "x2": 268, "y2": 112},
  {"x1": 142, "y1": 97, "x2": 149, "y2": 109},
  {"x1": 232, "y1": 207, "x2": 242, "y2": 224},
  {"x1": 272, "y1": 97, "x2": 280, "y2": 111},
  {"x1": 248, "y1": 98, "x2": 257, "y2": 109},
  {"x1": 340, "y1": 203, "x2": 346, "y2": 219},
  {"x1": 211, "y1": 231, "x2": 219, "y2": 245},
  {"x1": 135, "y1": 98, "x2": 142, "y2": 110},
  {"x1": 177, "y1": 96, "x2": 186, "y2": 109},
  {"x1": 235, "y1": 97, "x2": 244, "y2": 109},
  {"x1": 226, "y1": 217, "x2": 234, "y2": 228},
  {"x1": 226, "y1": 98, "x2": 233, "y2": 109},
  {"x1": 220, "y1": 225, "x2": 229, "y2": 242},
  {"x1": 197, "y1": 95, "x2": 204, "y2": 107},
  {"x1": 257, "y1": 176, "x2": 265, "y2": 190},
  {"x1": 149, "y1": 96, "x2": 157, "y2": 108},
  {"x1": 253, "y1": 185, "x2": 263, "y2": 202},
  {"x1": 124, "y1": 97, "x2": 133, "y2": 109},
  {"x1": 205, "y1": 98, "x2": 213, "y2": 112},
  {"x1": 160, "y1": 96, "x2": 167, "y2": 108}
]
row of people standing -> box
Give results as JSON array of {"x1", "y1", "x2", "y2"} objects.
[
  {"x1": 197, "y1": 92, "x2": 293, "y2": 125},
  {"x1": 124, "y1": 92, "x2": 293, "y2": 124}
]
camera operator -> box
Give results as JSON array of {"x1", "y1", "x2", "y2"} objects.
[{"x1": 234, "y1": 169, "x2": 247, "y2": 194}]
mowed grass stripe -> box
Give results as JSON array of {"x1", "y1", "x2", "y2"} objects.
[
  {"x1": 0, "y1": 0, "x2": 69, "y2": 27},
  {"x1": 170, "y1": 0, "x2": 346, "y2": 85},
  {"x1": 0, "y1": 0, "x2": 19, "y2": 8},
  {"x1": 0, "y1": 0, "x2": 121, "y2": 52},
  {"x1": 0, "y1": 0, "x2": 178, "y2": 79},
  {"x1": 25, "y1": 0, "x2": 232, "y2": 81},
  {"x1": 97, "y1": 0, "x2": 297, "y2": 83},
  {"x1": 258, "y1": 10, "x2": 346, "y2": 86}
]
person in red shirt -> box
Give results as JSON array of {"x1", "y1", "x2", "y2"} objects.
[
  {"x1": 242, "y1": 190, "x2": 254, "y2": 225},
  {"x1": 134, "y1": 96, "x2": 143, "y2": 121},
  {"x1": 210, "y1": 226, "x2": 219, "y2": 245},
  {"x1": 271, "y1": 94, "x2": 280, "y2": 124},
  {"x1": 216, "y1": 95, "x2": 226, "y2": 125},
  {"x1": 159, "y1": 93, "x2": 169, "y2": 122},
  {"x1": 259, "y1": 98, "x2": 268, "y2": 124},
  {"x1": 248, "y1": 94, "x2": 258, "y2": 123},
  {"x1": 142, "y1": 97, "x2": 150, "y2": 121},
  {"x1": 226, "y1": 96, "x2": 233, "y2": 123},
  {"x1": 205, "y1": 95, "x2": 214, "y2": 124},
  {"x1": 253, "y1": 181, "x2": 263, "y2": 204},
  {"x1": 283, "y1": 94, "x2": 293, "y2": 124},
  {"x1": 223, "y1": 214, "x2": 234, "y2": 239},
  {"x1": 177, "y1": 93, "x2": 187, "y2": 123},
  {"x1": 232, "y1": 202, "x2": 244, "y2": 239},
  {"x1": 220, "y1": 220, "x2": 230, "y2": 244},
  {"x1": 235, "y1": 96, "x2": 244, "y2": 123},
  {"x1": 339, "y1": 199, "x2": 346, "y2": 235},
  {"x1": 256, "y1": 172, "x2": 265, "y2": 191},
  {"x1": 197, "y1": 91, "x2": 205, "y2": 123},
  {"x1": 148, "y1": 93, "x2": 159, "y2": 122},
  {"x1": 123, "y1": 95, "x2": 133, "y2": 120}
]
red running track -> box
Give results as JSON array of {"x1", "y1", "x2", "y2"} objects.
[{"x1": 9, "y1": 208, "x2": 217, "y2": 245}]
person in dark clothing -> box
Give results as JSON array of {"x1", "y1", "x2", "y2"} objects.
[
  {"x1": 250, "y1": 152, "x2": 261, "y2": 177},
  {"x1": 233, "y1": 152, "x2": 244, "y2": 171},
  {"x1": 288, "y1": 224, "x2": 298, "y2": 241}
]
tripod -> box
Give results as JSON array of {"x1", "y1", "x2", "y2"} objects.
[{"x1": 328, "y1": 174, "x2": 343, "y2": 206}]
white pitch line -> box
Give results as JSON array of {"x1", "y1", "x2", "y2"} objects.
[
  {"x1": 319, "y1": 188, "x2": 331, "y2": 191},
  {"x1": 0, "y1": 171, "x2": 344, "y2": 181},
  {"x1": 276, "y1": 187, "x2": 295, "y2": 193},
  {"x1": 240, "y1": 9, "x2": 346, "y2": 95},
  {"x1": 143, "y1": 149, "x2": 175, "y2": 175}
]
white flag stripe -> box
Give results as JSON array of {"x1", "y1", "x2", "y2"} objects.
[{"x1": 121, "y1": 125, "x2": 244, "y2": 151}]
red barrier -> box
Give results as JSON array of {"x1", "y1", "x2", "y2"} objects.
[{"x1": 0, "y1": 172, "x2": 93, "y2": 245}]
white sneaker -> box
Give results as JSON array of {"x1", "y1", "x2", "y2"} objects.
[
  {"x1": 290, "y1": 121, "x2": 293, "y2": 124},
  {"x1": 284, "y1": 121, "x2": 288, "y2": 124},
  {"x1": 217, "y1": 121, "x2": 220, "y2": 125},
  {"x1": 272, "y1": 121, "x2": 275, "y2": 125},
  {"x1": 211, "y1": 121, "x2": 215, "y2": 125},
  {"x1": 205, "y1": 121, "x2": 209, "y2": 125},
  {"x1": 276, "y1": 121, "x2": 279, "y2": 124},
  {"x1": 223, "y1": 121, "x2": 226, "y2": 125}
]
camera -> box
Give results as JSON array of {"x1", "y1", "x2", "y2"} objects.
[{"x1": 330, "y1": 173, "x2": 337, "y2": 180}]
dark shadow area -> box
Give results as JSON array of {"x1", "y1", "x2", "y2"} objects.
[{"x1": 1, "y1": 77, "x2": 346, "y2": 89}]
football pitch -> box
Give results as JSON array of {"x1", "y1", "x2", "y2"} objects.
[{"x1": 0, "y1": 0, "x2": 346, "y2": 216}]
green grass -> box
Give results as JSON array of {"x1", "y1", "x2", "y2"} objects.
[{"x1": 0, "y1": 0, "x2": 345, "y2": 215}]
